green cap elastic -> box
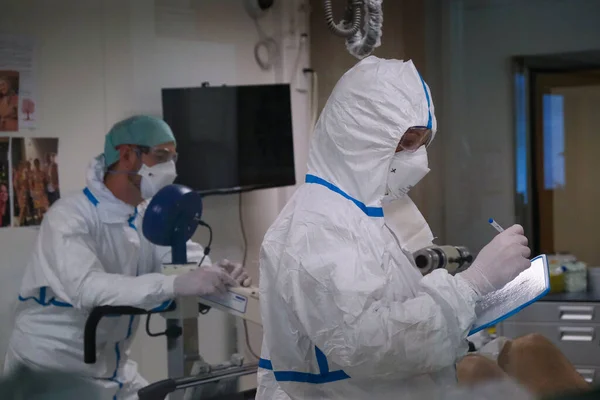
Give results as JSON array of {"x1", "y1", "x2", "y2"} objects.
[{"x1": 103, "y1": 115, "x2": 176, "y2": 167}]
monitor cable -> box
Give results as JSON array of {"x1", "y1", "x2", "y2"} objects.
[{"x1": 239, "y1": 193, "x2": 261, "y2": 360}]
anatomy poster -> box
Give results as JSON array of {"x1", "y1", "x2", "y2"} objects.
[
  {"x1": 11, "y1": 137, "x2": 60, "y2": 227},
  {"x1": 0, "y1": 137, "x2": 10, "y2": 227},
  {"x1": 0, "y1": 34, "x2": 37, "y2": 130}
]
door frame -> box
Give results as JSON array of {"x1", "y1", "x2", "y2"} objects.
[
  {"x1": 513, "y1": 52, "x2": 600, "y2": 255},
  {"x1": 532, "y1": 71, "x2": 600, "y2": 254}
]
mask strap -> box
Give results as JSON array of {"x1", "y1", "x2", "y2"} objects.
[
  {"x1": 106, "y1": 170, "x2": 138, "y2": 177},
  {"x1": 106, "y1": 147, "x2": 144, "y2": 176}
]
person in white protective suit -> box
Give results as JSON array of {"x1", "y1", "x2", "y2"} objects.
[
  {"x1": 4, "y1": 115, "x2": 252, "y2": 400},
  {"x1": 257, "y1": 56, "x2": 531, "y2": 399}
]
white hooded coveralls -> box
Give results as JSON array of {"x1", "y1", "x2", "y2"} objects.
[
  {"x1": 257, "y1": 56, "x2": 479, "y2": 399},
  {"x1": 4, "y1": 156, "x2": 210, "y2": 400}
]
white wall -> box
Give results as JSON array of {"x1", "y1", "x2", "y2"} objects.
[
  {"x1": 432, "y1": 0, "x2": 600, "y2": 251},
  {"x1": 0, "y1": 0, "x2": 311, "y2": 388}
]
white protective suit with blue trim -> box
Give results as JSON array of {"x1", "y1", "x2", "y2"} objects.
[
  {"x1": 4, "y1": 155, "x2": 210, "y2": 400},
  {"x1": 257, "y1": 56, "x2": 479, "y2": 399}
]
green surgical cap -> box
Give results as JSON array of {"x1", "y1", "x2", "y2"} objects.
[{"x1": 103, "y1": 115, "x2": 176, "y2": 167}]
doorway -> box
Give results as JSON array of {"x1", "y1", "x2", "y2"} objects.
[
  {"x1": 515, "y1": 52, "x2": 600, "y2": 265},
  {"x1": 533, "y1": 71, "x2": 600, "y2": 264}
]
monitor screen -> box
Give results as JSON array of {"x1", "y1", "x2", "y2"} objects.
[{"x1": 162, "y1": 84, "x2": 296, "y2": 194}]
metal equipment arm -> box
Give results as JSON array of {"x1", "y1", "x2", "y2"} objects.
[{"x1": 137, "y1": 362, "x2": 259, "y2": 400}]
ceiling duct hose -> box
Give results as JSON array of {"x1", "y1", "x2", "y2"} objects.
[
  {"x1": 324, "y1": 0, "x2": 383, "y2": 59},
  {"x1": 324, "y1": 0, "x2": 362, "y2": 37},
  {"x1": 345, "y1": 0, "x2": 383, "y2": 59}
]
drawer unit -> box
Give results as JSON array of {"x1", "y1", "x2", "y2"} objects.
[
  {"x1": 494, "y1": 277, "x2": 600, "y2": 380},
  {"x1": 498, "y1": 322, "x2": 600, "y2": 366},
  {"x1": 503, "y1": 302, "x2": 599, "y2": 324},
  {"x1": 575, "y1": 366, "x2": 599, "y2": 384}
]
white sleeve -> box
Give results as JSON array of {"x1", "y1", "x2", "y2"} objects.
[
  {"x1": 42, "y1": 209, "x2": 176, "y2": 311},
  {"x1": 277, "y1": 229, "x2": 479, "y2": 379}
]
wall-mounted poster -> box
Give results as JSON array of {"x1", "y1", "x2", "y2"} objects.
[
  {"x1": 0, "y1": 34, "x2": 37, "y2": 130},
  {"x1": 11, "y1": 137, "x2": 59, "y2": 227},
  {"x1": 0, "y1": 137, "x2": 10, "y2": 227},
  {"x1": 0, "y1": 71, "x2": 19, "y2": 132}
]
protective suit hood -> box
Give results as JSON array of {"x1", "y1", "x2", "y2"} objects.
[
  {"x1": 86, "y1": 155, "x2": 135, "y2": 224},
  {"x1": 307, "y1": 56, "x2": 437, "y2": 209}
]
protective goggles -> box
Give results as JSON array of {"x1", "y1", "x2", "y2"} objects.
[
  {"x1": 395, "y1": 126, "x2": 432, "y2": 152},
  {"x1": 137, "y1": 145, "x2": 178, "y2": 163}
]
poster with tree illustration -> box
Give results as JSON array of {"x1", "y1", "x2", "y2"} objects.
[
  {"x1": 0, "y1": 34, "x2": 38, "y2": 130},
  {"x1": 22, "y1": 98, "x2": 34, "y2": 121}
]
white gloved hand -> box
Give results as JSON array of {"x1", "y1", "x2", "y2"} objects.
[
  {"x1": 458, "y1": 224, "x2": 531, "y2": 296},
  {"x1": 173, "y1": 266, "x2": 238, "y2": 297},
  {"x1": 216, "y1": 259, "x2": 252, "y2": 287}
]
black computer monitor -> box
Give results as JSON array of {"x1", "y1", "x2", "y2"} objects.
[{"x1": 162, "y1": 84, "x2": 296, "y2": 195}]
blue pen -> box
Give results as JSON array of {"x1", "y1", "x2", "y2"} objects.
[{"x1": 488, "y1": 218, "x2": 504, "y2": 233}]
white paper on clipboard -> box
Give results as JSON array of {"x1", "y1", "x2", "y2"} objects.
[{"x1": 468, "y1": 254, "x2": 550, "y2": 336}]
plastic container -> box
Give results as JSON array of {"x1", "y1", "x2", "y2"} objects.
[
  {"x1": 549, "y1": 272, "x2": 566, "y2": 293},
  {"x1": 548, "y1": 253, "x2": 577, "y2": 268},
  {"x1": 563, "y1": 261, "x2": 588, "y2": 293}
]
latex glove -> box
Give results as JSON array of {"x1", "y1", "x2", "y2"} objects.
[
  {"x1": 173, "y1": 266, "x2": 238, "y2": 297},
  {"x1": 458, "y1": 224, "x2": 531, "y2": 296},
  {"x1": 216, "y1": 259, "x2": 252, "y2": 287}
]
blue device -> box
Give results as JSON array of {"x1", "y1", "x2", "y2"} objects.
[{"x1": 142, "y1": 184, "x2": 204, "y2": 265}]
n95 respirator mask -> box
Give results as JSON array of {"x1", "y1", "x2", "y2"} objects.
[
  {"x1": 382, "y1": 146, "x2": 430, "y2": 205},
  {"x1": 138, "y1": 160, "x2": 178, "y2": 199}
]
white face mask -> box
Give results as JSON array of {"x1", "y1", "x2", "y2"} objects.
[
  {"x1": 138, "y1": 160, "x2": 177, "y2": 199},
  {"x1": 382, "y1": 146, "x2": 430, "y2": 204}
]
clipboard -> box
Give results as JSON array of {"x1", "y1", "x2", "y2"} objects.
[{"x1": 469, "y1": 254, "x2": 551, "y2": 336}]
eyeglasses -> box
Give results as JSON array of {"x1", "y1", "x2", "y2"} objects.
[
  {"x1": 396, "y1": 126, "x2": 432, "y2": 152},
  {"x1": 137, "y1": 146, "x2": 178, "y2": 163}
]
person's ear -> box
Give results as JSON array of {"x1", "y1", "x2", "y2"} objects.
[{"x1": 117, "y1": 146, "x2": 140, "y2": 170}]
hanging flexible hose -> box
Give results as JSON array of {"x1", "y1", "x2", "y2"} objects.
[
  {"x1": 324, "y1": 0, "x2": 384, "y2": 59},
  {"x1": 324, "y1": 0, "x2": 362, "y2": 38},
  {"x1": 345, "y1": 0, "x2": 383, "y2": 59}
]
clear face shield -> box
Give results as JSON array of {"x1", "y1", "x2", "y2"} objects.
[
  {"x1": 396, "y1": 126, "x2": 433, "y2": 153},
  {"x1": 136, "y1": 145, "x2": 178, "y2": 164}
]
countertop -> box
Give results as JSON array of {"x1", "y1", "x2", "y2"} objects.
[
  {"x1": 541, "y1": 268, "x2": 600, "y2": 303},
  {"x1": 542, "y1": 289, "x2": 600, "y2": 302}
]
